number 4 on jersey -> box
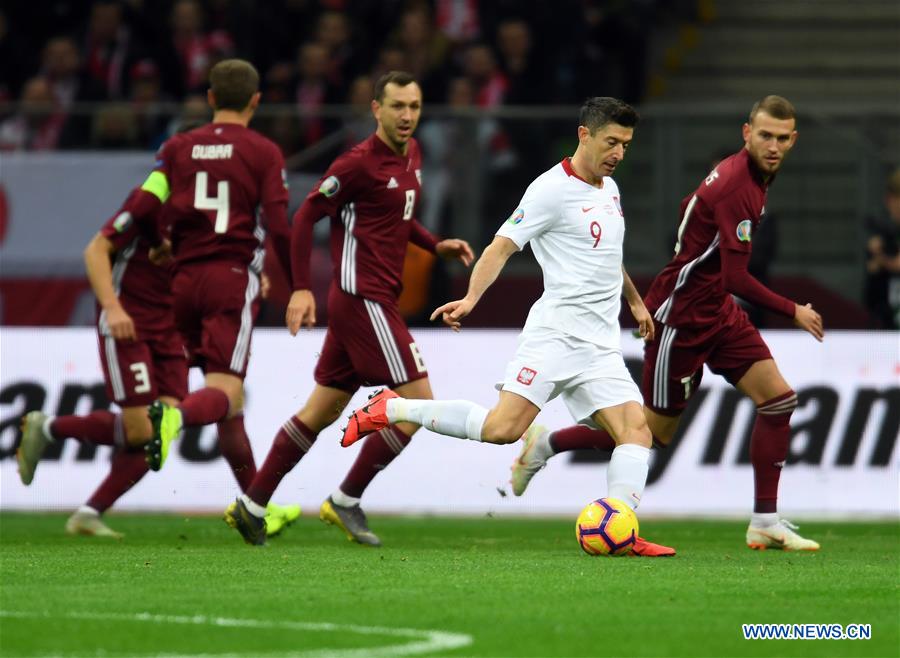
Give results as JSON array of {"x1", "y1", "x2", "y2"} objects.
[{"x1": 195, "y1": 171, "x2": 230, "y2": 233}]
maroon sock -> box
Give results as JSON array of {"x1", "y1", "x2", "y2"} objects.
[
  {"x1": 549, "y1": 425, "x2": 616, "y2": 453},
  {"x1": 179, "y1": 388, "x2": 230, "y2": 426},
  {"x1": 86, "y1": 448, "x2": 150, "y2": 513},
  {"x1": 50, "y1": 411, "x2": 120, "y2": 446},
  {"x1": 217, "y1": 414, "x2": 257, "y2": 493},
  {"x1": 245, "y1": 417, "x2": 317, "y2": 507},
  {"x1": 750, "y1": 390, "x2": 798, "y2": 513},
  {"x1": 339, "y1": 425, "x2": 411, "y2": 498}
]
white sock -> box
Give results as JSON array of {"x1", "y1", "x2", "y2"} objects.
[
  {"x1": 607, "y1": 443, "x2": 651, "y2": 510},
  {"x1": 42, "y1": 416, "x2": 58, "y2": 442},
  {"x1": 240, "y1": 494, "x2": 267, "y2": 518},
  {"x1": 751, "y1": 512, "x2": 779, "y2": 528},
  {"x1": 387, "y1": 398, "x2": 488, "y2": 441},
  {"x1": 331, "y1": 489, "x2": 361, "y2": 507}
]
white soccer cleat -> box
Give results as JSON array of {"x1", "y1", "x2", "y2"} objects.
[
  {"x1": 17, "y1": 411, "x2": 52, "y2": 486},
  {"x1": 510, "y1": 425, "x2": 550, "y2": 496},
  {"x1": 66, "y1": 510, "x2": 124, "y2": 539},
  {"x1": 746, "y1": 519, "x2": 819, "y2": 551}
]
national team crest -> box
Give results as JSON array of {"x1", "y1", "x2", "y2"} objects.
[
  {"x1": 507, "y1": 208, "x2": 525, "y2": 225},
  {"x1": 319, "y1": 175, "x2": 340, "y2": 197},
  {"x1": 736, "y1": 219, "x2": 753, "y2": 242},
  {"x1": 612, "y1": 195, "x2": 623, "y2": 216},
  {"x1": 517, "y1": 367, "x2": 537, "y2": 386}
]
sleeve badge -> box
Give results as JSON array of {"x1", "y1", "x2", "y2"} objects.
[
  {"x1": 736, "y1": 219, "x2": 752, "y2": 242},
  {"x1": 319, "y1": 175, "x2": 340, "y2": 197}
]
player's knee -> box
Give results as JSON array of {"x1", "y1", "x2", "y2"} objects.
[
  {"x1": 481, "y1": 416, "x2": 525, "y2": 444},
  {"x1": 757, "y1": 389, "x2": 797, "y2": 420},
  {"x1": 616, "y1": 425, "x2": 652, "y2": 449}
]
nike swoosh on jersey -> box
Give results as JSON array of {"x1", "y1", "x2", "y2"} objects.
[{"x1": 581, "y1": 206, "x2": 594, "y2": 213}]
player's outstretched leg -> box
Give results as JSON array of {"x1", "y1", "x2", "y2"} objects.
[
  {"x1": 319, "y1": 495, "x2": 381, "y2": 546},
  {"x1": 145, "y1": 401, "x2": 183, "y2": 471},
  {"x1": 341, "y1": 389, "x2": 398, "y2": 447},
  {"x1": 17, "y1": 411, "x2": 53, "y2": 485},
  {"x1": 224, "y1": 497, "x2": 267, "y2": 545},
  {"x1": 66, "y1": 507, "x2": 124, "y2": 539}
]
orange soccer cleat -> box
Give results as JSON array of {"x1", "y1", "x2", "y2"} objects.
[
  {"x1": 340, "y1": 388, "x2": 398, "y2": 447},
  {"x1": 630, "y1": 536, "x2": 677, "y2": 557}
]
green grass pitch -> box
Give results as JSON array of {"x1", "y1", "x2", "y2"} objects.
[{"x1": 1, "y1": 513, "x2": 897, "y2": 657}]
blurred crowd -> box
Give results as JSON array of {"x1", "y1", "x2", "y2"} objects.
[{"x1": 0, "y1": 0, "x2": 691, "y2": 156}]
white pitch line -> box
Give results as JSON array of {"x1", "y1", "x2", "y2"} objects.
[{"x1": 0, "y1": 610, "x2": 473, "y2": 657}]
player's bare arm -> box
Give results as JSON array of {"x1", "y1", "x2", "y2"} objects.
[
  {"x1": 622, "y1": 265, "x2": 654, "y2": 341},
  {"x1": 431, "y1": 235, "x2": 518, "y2": 331},
  {"x1": 286, "y1": 289, "x2": 316, "y2": 336},
  {"x1": 435, "y1": 238, "x2": 475, "y2": 266},
  {"x1": 83, "y1": 232, "x2": 136, "y2": 341}
]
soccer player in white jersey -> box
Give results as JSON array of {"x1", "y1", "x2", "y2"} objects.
[{"x1": 342, "y1": 97, "x2": 673, "y2": 557}]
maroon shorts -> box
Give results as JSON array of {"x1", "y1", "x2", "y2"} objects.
[
  {"x1": 171, "y1": 262, "x2": 260, "y2": 378},
  {"x1": 98, "y1": 331, "x2": 188, "y2": 406},
  {"x1": 314, "y1": 287, "x2": 429, "y2": 392},
  {"x1": 642, "y1": 308, "x2": 772, "y2": 415}
]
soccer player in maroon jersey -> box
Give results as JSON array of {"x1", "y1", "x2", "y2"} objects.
[
  {"x1": 225, "y1": 71, "x2": 474, "y2": 546},
  {"x1": 16, "y1": 185, "x2": 297, "y2": 537},
  {"x1": 18, "y1": 192, "x2": 182, "y2": 537},
  {"x1": 136, "y1": 59, "x2": 294, "y2": 482},
  {"x1": 509, "y1": 96, "x2": 825, "y2": 551}
]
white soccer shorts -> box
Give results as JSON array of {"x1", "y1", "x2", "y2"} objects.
[{"x1": 497, "y1": 327, "x2": 643, "y2": 425}]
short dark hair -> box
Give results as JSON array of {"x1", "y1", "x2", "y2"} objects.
[
  {"x1": 579, "y1": 97, "x2": 639, "y2": 134},
  {"x1": 209, "y1": 59, "x2": 259, "y2": 111},
  {"x1": 373, "y1": 70, "x2": 418, "y2": 102},
  {"x1": 749, "y1": 95, "x2": 796, "y2": 123}
]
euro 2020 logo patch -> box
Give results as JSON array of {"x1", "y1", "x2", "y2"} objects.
[
  {"x1": 507, "y1": 208, "x2": 525, "y2": 225},
  {"x1": 319, "y1": 175, "x2": 340, "y2": 197},
  {"x1": 736, "y1": 219, "x2": 752, "y2": 243}
]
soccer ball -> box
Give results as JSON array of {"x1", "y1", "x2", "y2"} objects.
[{"x1": 575, "y1": 497, "x2": 639, "y2": 556}]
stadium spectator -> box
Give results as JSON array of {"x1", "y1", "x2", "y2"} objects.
[
  {"x1": 158, "y1": 0, "x2": 234, "y2": 98},
  {"x1": 341, "y1": 96, "x2": 672, "y2": 557},
  {"x1": 314, "y1": 11, "x2": 356, "y2": 90},
  {"x1": 509, "y1": 96, "x2": 824, "y2": 553},
  {"x1": 225, "y1": 71, "x2": 474, "y2": 547},
  {"x1": 495, "y1": 18, "x2": 546, "y2": 105},
  {"x1": 41, "y1": 35, "x2": 104, "y2": 148},
  {"x1": 390, "y1": 6, "x2": 451, "y2": 102},
  {"x1": 129, "y1": 59, "x2": 170, "y2": 149},
  {"x1": 292, "y1": 41, "x2": 341, "y2": 167},
  {"x1": 864, "y1": 167, "x2": 900, "y2": 329},
  {"x1": 81, "y1": 0, "x2": 139, "y2": 101},
  {"x1": 0, "y1": 77, "x2": 66, "y2": 151}
]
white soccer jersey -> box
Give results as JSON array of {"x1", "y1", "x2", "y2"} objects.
[{"x1": 495, "y1": 158, "x2": 626, "y2": 349}]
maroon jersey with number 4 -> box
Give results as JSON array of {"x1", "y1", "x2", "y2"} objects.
[
  {"x1": 291, "y1": 134, "x2": 429, "y2": 306},
  {"x1": 153, "y1": 123, "x2": 291, "y2": 275},
  {"x1": 644, "y1": 148, "x2": 794, "y2": 329},
  {"x1": 98, "y1": 191, "x2": 175, "y2": 339}
]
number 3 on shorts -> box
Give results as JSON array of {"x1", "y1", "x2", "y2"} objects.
[
  {"x1": 130, "y1": 362, "x2": 151, "y2": 394},
  {"x1": 409, "y1": 342, "x2": 426, "y2": 373}
]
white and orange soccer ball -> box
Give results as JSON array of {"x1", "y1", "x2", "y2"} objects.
[{"x1": 575, "y1": 497, "x2": 639, "y2": 556}]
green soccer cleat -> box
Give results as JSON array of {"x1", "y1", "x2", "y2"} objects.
[
  {"x1": 65, "y1": 509, "x2": 123, "y2": 539},
  {"x1": 224, "y1": 498, "x2": 267, "y2": 545},
  {"x1": 319, "y1": 496, "x2": 381, "y2": 546},
  {"x1": 17, "y1": 411, "x2": 52, "y2": 485},
  {"x1": 265, "y1": 502, "x2": 301, "y2": 538},
  {"x1": 145, "y1": 401, "x2": 183, "y2": 471}
]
